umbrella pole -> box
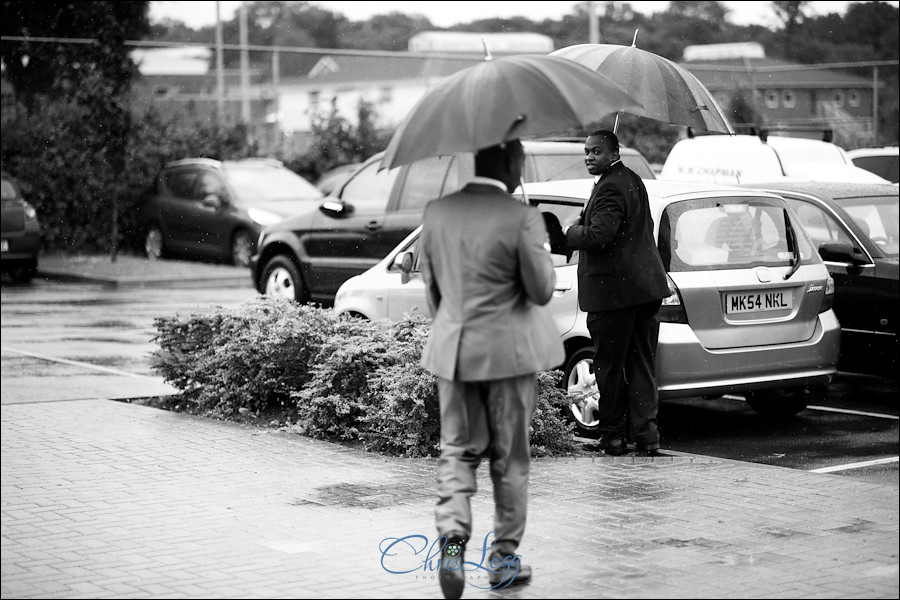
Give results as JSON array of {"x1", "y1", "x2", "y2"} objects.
[{"x1": 613, "y1": 112, "x2": 620, "y2": 133}]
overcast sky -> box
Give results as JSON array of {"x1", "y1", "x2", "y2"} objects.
[{"x1": 149, "y1": 1, "x2": 900, "y2": 31}]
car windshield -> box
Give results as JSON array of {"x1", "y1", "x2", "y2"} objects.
[
  {"x1": 1, "y1": 179, "x2": 20, "y2": 201},
  {"x1": 840, "y1": 194, "x2": 900, "y2": 258},
  {"x1": 224, "y1": 164, "x2": 322, "y2": 202},
  {"x1": 658, "y1": 198, "x2": 816, "y2": 272}
]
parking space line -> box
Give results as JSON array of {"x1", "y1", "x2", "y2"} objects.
[
  {"x1": 1, "y1": 346, "x2": 162, "y2": 381},
  {"x1": 810, "y1": 457, "x2": 899, "y2": 473},
  {"x1": 806, "y1": 405, "x2": 899, "y2": 420},
  {"x1": 723, "y1": 394, "x2": 898, "y2": 420}
]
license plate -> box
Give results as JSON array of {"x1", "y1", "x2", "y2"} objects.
[
  {"x1": 725, "y1": 290, "x2": 792, "y2": 314},
  {"x1": 1, "y1": 239, "x2": 7, "y2": 252}
]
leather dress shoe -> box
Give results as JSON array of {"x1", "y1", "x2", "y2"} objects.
[
  {"x1": 598, "y1": 434, "x2": 629, "y2": 456},
  {"x1": 488, "y1": 559, "x2": 532, "y2": 587},
  {"x1": 636, "y1": 442, "x2": 663, "y2": 457},
  {"x1": 438, "y1": 534, "x2": 467, "y2": 599}
]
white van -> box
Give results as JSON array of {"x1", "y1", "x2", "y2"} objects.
[{"x1": 660, "y1": 135, "x2": 889, "y2": 185}]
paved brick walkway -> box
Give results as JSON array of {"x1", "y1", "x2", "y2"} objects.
[{"x1": 2, "y1": 398, "x2": 897, "y2": 599}]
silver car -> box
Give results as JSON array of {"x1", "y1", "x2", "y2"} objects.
[{"x1": 335, "y1": 180, "x2": 840, "y2": 433}]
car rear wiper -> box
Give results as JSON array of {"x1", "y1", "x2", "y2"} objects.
[{"x1": 783, "y1": 210, "x2": 801, "y2": 280}]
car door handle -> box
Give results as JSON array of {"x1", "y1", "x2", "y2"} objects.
[
  {"x1": 367, "y1": 221, "x2": 381, "y2": 231},
  {"x1": 555, "y1": 282, "x2": 572, "y2": 291}
]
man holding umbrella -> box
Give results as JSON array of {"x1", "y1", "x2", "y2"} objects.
[
  {"x1": 563, "y1": 130, "x2": 669, "y2": 457},
  {"x1": 419, "y1": 139, "x2": 564, "y2": 599}
]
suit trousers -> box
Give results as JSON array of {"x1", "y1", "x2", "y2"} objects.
[
  {"x1": 586, "y1": 300, "x2": 662, "y2": 446},
  {"x1": 435, "y1": 373, "x2": 537, "y2": 559}
]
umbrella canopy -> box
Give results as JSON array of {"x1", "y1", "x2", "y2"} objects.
[
  {"x1": 380, "y1": 54, "x2": 642, "y2": 170},
  {"x1": 550, "y1": 43, "x2": 734, "y2": 134}
]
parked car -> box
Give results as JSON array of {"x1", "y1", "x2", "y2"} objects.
[
  {"x1": 847, "y1": 146, "x2": 899, "y2": 184},
  {"x1": 744, "y1": 181, "x2": 898, "y2": 379},
  {"x1": 141, "y1": 158, "x2": 322, "y2": 267},
  {"x1": 1, "y1": 171, "x2": 41, "y2": 283},
  {"x1": 660, "y1": 134, "x2": 889, "y2": 185},
  {"x1": 335, "y1": 179, "x2": 841, "y2": 430},
  {"x1": 251, "y1": 141, "x2": 654, "y2": 304}
]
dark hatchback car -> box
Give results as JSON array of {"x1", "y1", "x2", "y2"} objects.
[
  {"x1": 141, "y1": 158, "x2": 322, "y2": 267},
  {"x1": 747, "y1": 181, "x2": 898, "y2": 379},
  {"x1": 1, "y1": 171, "x2": 41, "y2": 283},
  {"x1": 250, "y1": 141, "x2": 655, "y2": 305}
]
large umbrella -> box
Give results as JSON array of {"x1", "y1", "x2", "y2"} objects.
[
  {"x1": 380, "y1": 54, "x2": 642, "y2": 170},
  {"x1": 551, "y1": 40, "x2": 734, "y2": 134}
]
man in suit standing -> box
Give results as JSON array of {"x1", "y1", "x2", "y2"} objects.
[
  {"x1": 419, "y1": 139, "x2": 564, "y2": 599},
  {"x1": 563, "y1": 130, "x2": 669, "y2": 457}
]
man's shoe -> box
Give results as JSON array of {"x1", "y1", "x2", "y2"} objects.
[
  {"x1": 488, "y1": 560, "x2": 532, "y2": 587},
  {"x1": 598, "y1": 434, "x2": 628, "y2": 456},
  {"x1": 636, "y1": 442, "x2": 663, "y2": 457},
  {"x1": 438, "y1": 534, "x2": 467, "y2": 599}
]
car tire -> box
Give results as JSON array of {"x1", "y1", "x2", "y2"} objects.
[
  {"x1": 745, "y1": 385, "x2": 824, "y2": 417},
  {"x1": 230, "y1": 229, "x2": 254, "y2": 268},
  {"x1": 562, "y1": 346, "x2": 602, "y2": 438},
  {"x1": 261, "y1": 255, "x2": 307, "y2": 303},
  {"x1": 8, "y1": 260, "x2": 37, "y2": 284},
  {"x1": 144, "y1": 224, "x2": 166, "y2": 260}
]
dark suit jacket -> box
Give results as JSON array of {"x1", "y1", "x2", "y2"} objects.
[
  {"x1": 419, "y1": 183, "x2": 565, "y2": 381},
  {"x1": 564, "y1": 162, "x2": 669, "y2": 312}
]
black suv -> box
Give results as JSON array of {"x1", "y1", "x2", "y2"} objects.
[{"x1": 250, "y1": 141, "x2": 655, "y2": 305}]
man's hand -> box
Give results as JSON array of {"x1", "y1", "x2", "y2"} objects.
[{"x1": 562, "y1": 213, "x2": 582, "y2": 234}]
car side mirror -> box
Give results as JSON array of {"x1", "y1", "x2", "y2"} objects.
[
  {"x1": 319, "y1": 199, "x2": 353, "y2": 217},
  {"x1": 392, "y1": 250, "x2": 415, "y2": 283},
  {"x1": 202, "y1": 193, "x2": 223, "y2": 210},
  {"x1": 818, "y1": 242, "x2": 866, "y2": 265}
]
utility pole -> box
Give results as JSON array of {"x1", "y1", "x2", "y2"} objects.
[
  {"x1": 240, "y1": 2, "x2": 250, "y2": 125},
  {"x1": 215, "y1": 1, "x2": 225, "y2": 127},
  {"x1": 588, "y1": 1, "x2": 600, "y2": 44}
]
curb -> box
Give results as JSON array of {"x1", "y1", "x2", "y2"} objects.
[{"x1": 37, "y1": 269, "x2": 252, "y2": 289}]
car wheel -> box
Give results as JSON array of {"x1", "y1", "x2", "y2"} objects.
[
  {"x1": 8, "y1": 260, "x2": 37, "y2": 284},
  {"x1": 261, "y1": 255, "x2": 307, "y2": 303},
  {"x1": 562, "y1": 346, "x2": 601, "y2": 438},
  {"x1": 745, "y1": 385, "x2": 824, "y2": 417},
  {"x1": 144, "y1": 224, "x2": 166, "y2": 260},
  {"x1": 230, "y1": 229, "x2": 254, "y2": 268}
]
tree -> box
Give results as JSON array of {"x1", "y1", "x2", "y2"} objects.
[
  {"x1": 1, "y1": 0, "x2": 149, "y2": 110},
  {"x1": 772, "y1": 1, "x2": 807, "y2": 33},
  {"x1": 339, "y1": 13, "x2": 434, "y2": 51}
]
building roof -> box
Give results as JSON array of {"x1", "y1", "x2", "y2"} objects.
[
  {"x1": 408, "y1": 31, "x2": 554, "y2": 54},
  {"x1": 132, "y1": 47, "x2": 211, "y2": 76},
  {"x1": 302, "y1": 54, "x2": 480, "y2": 85},
  {"x1": 683, "y1": 57, "x2": 874, "y2": 91}
]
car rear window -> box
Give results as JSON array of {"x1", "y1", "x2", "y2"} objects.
[{"x1": 658, "y1": 198, "x2": 816, "y2": 272}]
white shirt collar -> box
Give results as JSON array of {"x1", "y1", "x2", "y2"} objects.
[{"x1": 469, "y1": 176, "x2": 508, "y2": 192}]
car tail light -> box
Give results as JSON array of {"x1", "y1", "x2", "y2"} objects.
[
  {"x1": 659, "y1": 275, "x2": 688, "y2": 324},
  {"x1": 23, "y1": 201, "x2": 37, "y2": 221},
  {"x1": 819, "y1": 276, "x2": 835, "y2": 313}
]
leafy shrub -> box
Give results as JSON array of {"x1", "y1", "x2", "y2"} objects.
[
  {"x1": 150, "y1": 299, "x2": 577, "y2": 457},
  {"x1": 294, "y1": 313, "x2": 430, "y2": 442},
  {"x1": 151, "y1": 298, "x2": 341, "y2": 415}
]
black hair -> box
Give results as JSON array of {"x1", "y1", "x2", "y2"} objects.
[{"x1": 587, "y1": 130, "x2": 619, "y2": 153}]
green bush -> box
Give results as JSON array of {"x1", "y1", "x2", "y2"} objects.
[
  {"x1": 150, "y1": 298, "x2": 577, "y2": 457},
  {"x1": 150, "y1": 298, "x2": 342, "y2": 415}
]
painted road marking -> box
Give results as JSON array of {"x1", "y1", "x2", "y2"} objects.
[
  {"x1": 810, "y1": 457, "x2": 899, "y2": 473},
  {"x1": 723, "y1": 394, "x2": 898, "y2": 420},
  {"x1": 1, "y1": 346, "x2": 162, "y2": 381}
]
